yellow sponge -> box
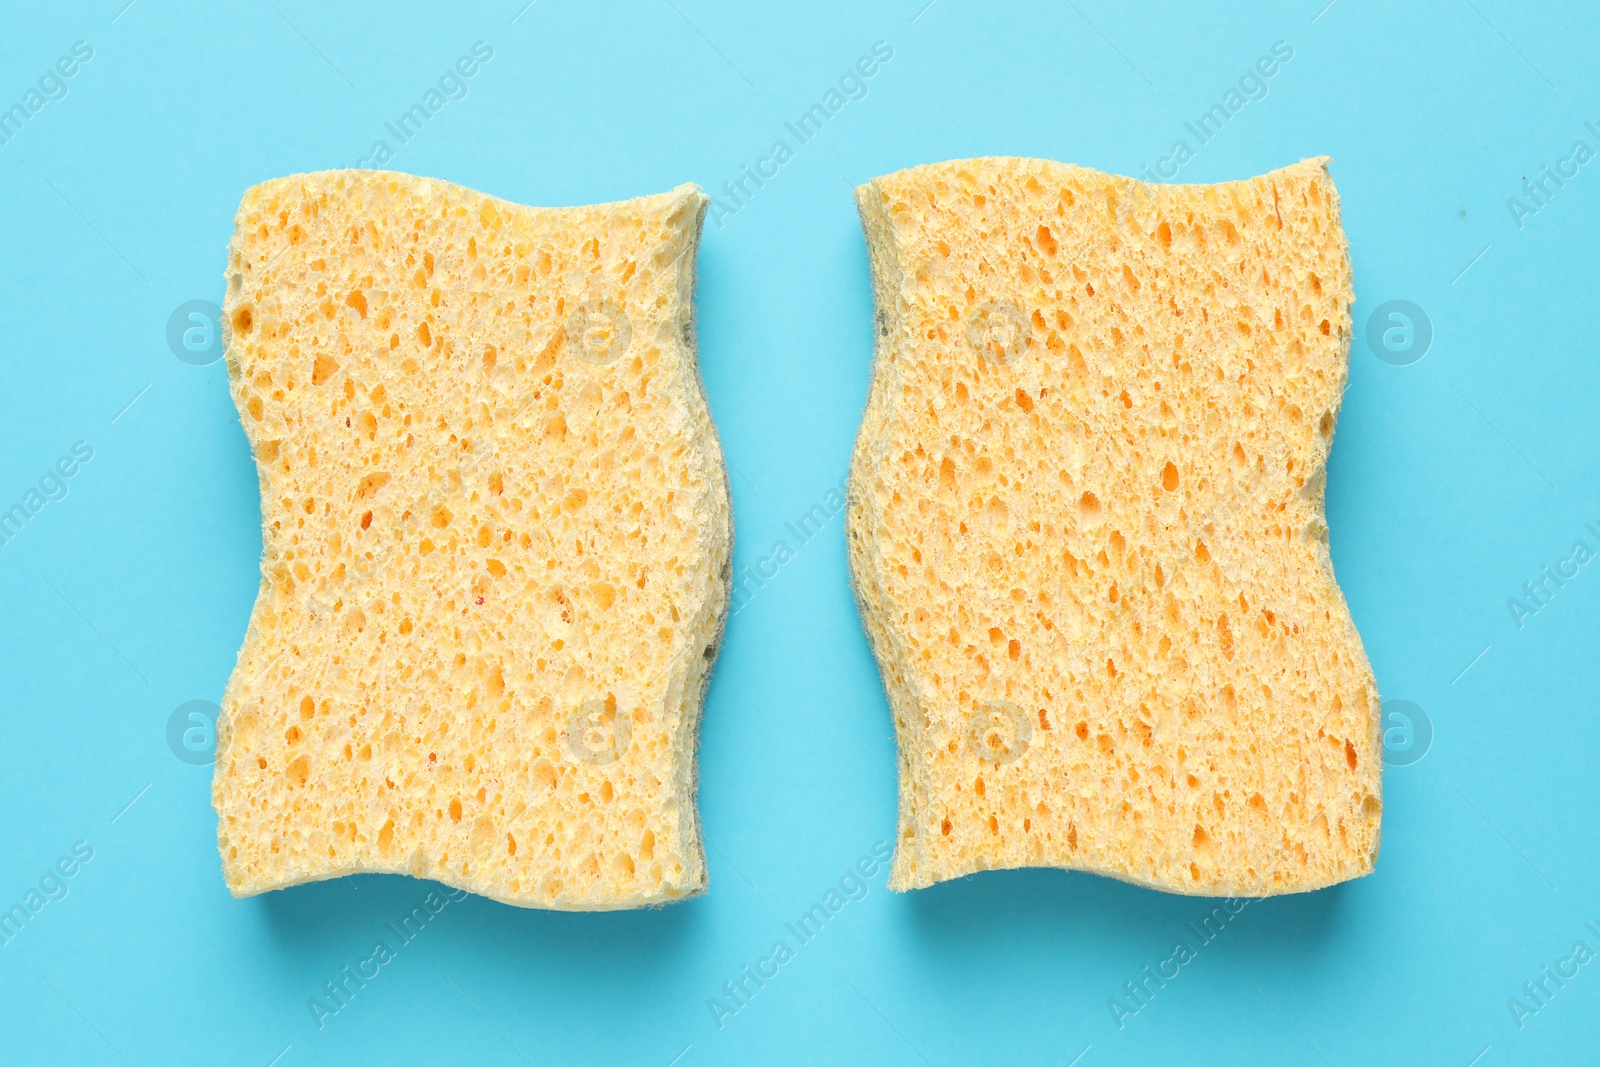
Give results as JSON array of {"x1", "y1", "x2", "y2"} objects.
[
  {"x1": 213, "y1": 171, "x2": 730, "y2": 910},
  {"x1": 848, "y1": 156, "x2": 1380, "y2": 896}
]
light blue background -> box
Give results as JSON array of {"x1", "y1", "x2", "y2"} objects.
[{"x1": 1, "y1": 1, "x2": 1596, "y2": 1064}]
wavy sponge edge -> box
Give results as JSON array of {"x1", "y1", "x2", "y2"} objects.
[
  {"x1": 847, "y1": 156, "x2": 1381, "y2": 896},
  {"x1": 213, "y1": 171, "x2": 730, "y2": 910}
]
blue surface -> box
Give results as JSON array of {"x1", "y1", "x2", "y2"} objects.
[{"x1": 1, "y1": 1, "x2": 1596, "y2": 1064}]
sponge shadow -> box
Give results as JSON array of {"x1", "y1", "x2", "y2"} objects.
[
  {"x1": 444, "y1": 886, "x2": 704, "y2": 970},
  {"x1": 900, "y1": 865, "x2": 1350, "y2": 966},
  {"x1": 256, "y1": 872, "x2": 702, "y2": 971}
]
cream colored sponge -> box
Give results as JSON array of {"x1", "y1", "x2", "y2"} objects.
[
  {"x1": 848, "y1": 157, "x2": 1380, "y2": 896},
  {"x1": 213, "y1": 171, "x2": 730, "y2": 909}
]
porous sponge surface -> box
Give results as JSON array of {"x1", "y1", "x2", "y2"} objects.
[
  {"x1": 213, "y1": 172, "x2": 729, "y2": 910},
  {"x1": 848, "y1": 157, "x2": 1380, "y2": 896}
]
